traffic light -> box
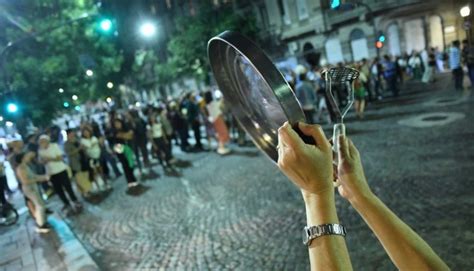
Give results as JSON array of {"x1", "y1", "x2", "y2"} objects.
[
  {"x1": 376, "y1": 33, "x2": 385, "y2": 49},
  {"x1": 98, "y1": 18, "x2": 113, "y2": 33},
  {"x1": 6, "y1": 103, "x2": 18, "y2": 113},
  {"x1": 331, "y1": 0, "x2": 341, "y2": 9}
]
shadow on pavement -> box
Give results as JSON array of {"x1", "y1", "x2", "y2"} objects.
[
  {"x1": 164, "y1": 168, "x2": 182, "y2": 177},
  {"x1": 228, "y1": 149, "x2": 260, "y2": 158},
  {"x1": 84, "y1": 189, "x2": 113, "y2": 205},
  {"x1": 126, "y1": 185, "x2": 150, "y2": 196},
  {"x1": 141, "y1": 169, "x2": 161, "y2": 181},
  {"x1": 173, "y1": 159, "x2": 192, "y2": 168}
]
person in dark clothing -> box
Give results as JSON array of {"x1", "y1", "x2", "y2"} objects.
[
  {"x1": 382, "y1": 55, "x2": 399, "y2": 97},
  {"x1": 101, "y1": 122, "x2": 122, "y2": 178},
  {"x1": 168, "y1": 102, "x2": 190, "y2": 152},
  {"x1": 128, "y1": 110, "x2": 150, "y2": 170},
  {"x1": 110, "y1": 119, "x2": 138, "y2": 187},
  {"x1": 462, "y1": 39, "x2": 474, "y2": 87},
  {"x1": 184, "y1": 93, "x2": 203, "y2": 150}
]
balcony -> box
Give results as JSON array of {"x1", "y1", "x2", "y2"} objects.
[{"x1": 325, "y1": 0, "x2": 423, "y2": 27}]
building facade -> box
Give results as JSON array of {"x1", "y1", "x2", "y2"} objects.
[{"x1": 261, "y1": 0, "x2": 473, "y2": 66}]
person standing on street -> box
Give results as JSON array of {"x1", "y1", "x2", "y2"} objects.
[
  {"x1": 64, "y1": 129, "x2": 92, "y2": 198},
  {"x1": 16, "y1": 151, "x2": 51, "y2": 233},
  {"x1": 295, "y1": 72, "x2": 317, "y2": 124},
  {"x1": 354, "y1": 64, "x2": 367, "y2": 119},
  {"x1": 462, "y1": 39, "x2": 474, "y2": 88},
  {"x1": 370, "y1": 58, "x2": 383, "y2": 100},
  {"x1": 184, "y1": 93, "x2": 204, "y2": 151},
  {"x1": 81, "y1": 127, "x2": 109, "y2": 191},
  {"x1": 382, "y1": 55, "x2": 399, "y2": 97},
  {"x1": 449, "y1": 40, "x2": 464, "y2": 91},
  {"x1": 204, "y1": 91, "x2": 231, "y2": 155},
  {"x1": 110, "y1": 119, "x2": 139, "y2": 188},
  {"x1": 148, "y1": 112, "x2": 172, "y2": 170},
  {"x1": 38, "y1": 135, "x2": 82, "y2": 213}
]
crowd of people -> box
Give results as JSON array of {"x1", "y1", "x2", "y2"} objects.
[
  {"x1": 1, "y1": 39, "x2": 471, "y2": 235},
  {"x1": 0, "y1": 90, "x2": 245, "y2": 233},
  {"x1": 290, "y1": 42, "x2": 470, "y2": 122}
]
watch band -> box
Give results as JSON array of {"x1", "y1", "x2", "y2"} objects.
[{"x1": 303, "y1": 224, "x2": 346, "y2": 246}]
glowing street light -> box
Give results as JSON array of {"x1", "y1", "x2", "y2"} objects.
[
  {"x1": 7, "y1": 103, "x2": 18, "y2": 113},
  {"x1": 106, "y1": 97, "x2": 112, "y2": 103},
  {"x1": 72, "y1": 95, "x2": 78, "y2": 101},
  {"x1": 107, "y1": 82, "x2": 114, "y2": 89},
  {"x1": 461, "y1": 6, "x2": 471, "y2": 17},
  {"x1": 74, "y1": 105, "x2": 81, "y2": 111},
  {"x1": 63, "y1": 102, "x2": 70, "y2": 108},
  {"x1": 0, "y1": 116, "x2": 4, "y2": 121},
  {"x1": 5, "y1": 121, "x2": 13, "y2": 127},
  {"x1": 100, "y1": 18, "x2": 112, "y2": 32},
  {"x1": 59, "y1": 88, "x2": 64, "y2": 93},
  {"x1": 86, "y1": 69, "x2": 94, "y2": 76},
  {"x1": 139, "y1": 22, "x2": 156, "y2": 38}
]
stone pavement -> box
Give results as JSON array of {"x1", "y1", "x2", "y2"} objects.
[
  {"x1": 0, "y1": 194, "x2": 98, "y2": 271},
  {"x1": 3, "y1": 73, "x2": 474, "y2": 270}
]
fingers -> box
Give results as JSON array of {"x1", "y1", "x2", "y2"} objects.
[
  {"x1": 278, "y1": 122, "x2": 303, "y2": 150},
  {"x1": 347, "y1": 138, "x2": 359, "y2": 159},
  {"x1": 338, "y1": 135, "x2": 350, "y2": 162},
  {"x1": 298, "y1": 122, "x2": 331, "y2": 151}
]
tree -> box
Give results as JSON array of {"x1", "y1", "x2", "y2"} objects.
[
  {"x1": 0, "y1": 0, "x2": 123, "y2": 126},
  {"x1": 166, "y1": 1, "x2": 259, "y2": 84}
]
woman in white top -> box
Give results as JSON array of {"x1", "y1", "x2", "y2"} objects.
[
  {"x1": 148, "y1": 114, "x2": 172, "y2": 169},
  {"x1": 204, "y1": 91, "x2": 230, "y2": 155},
  {"x1": 38, "y1": 135, "x2": 81, "y2": 212},
  {"x1": 81, "y1": 127, "x2": 109, "y2": 191}
]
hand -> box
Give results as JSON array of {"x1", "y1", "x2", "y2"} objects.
[
  {"x1": 277, "y1": 122, "x2": 333, "y2": 197},
  {"x1": 335, "y1": 135, "x2": 373, "y2": 202}
]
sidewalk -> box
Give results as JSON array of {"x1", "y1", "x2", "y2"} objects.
[{"x1": 0, "y1": 192, "x2": 98, "y2": 271}]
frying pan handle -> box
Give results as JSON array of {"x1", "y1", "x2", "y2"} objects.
[
  {"x1": 332, "y1": 123, "x2": 345, "y2": 164},
  {"x1": 292, "y1": 123, "x2": 317, "y2": 145}
]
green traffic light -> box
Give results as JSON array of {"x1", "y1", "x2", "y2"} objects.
[
  {"x1": 379, "y1": 35, "x2": 386, "y2": 42},
  {"x1": 100, "y1": 19, "x2": 112, "y2": 32},
  {"x1": 331, "y1": 0, "x2": 341, "y2": 9},
  {"x1": 6, "y1": 103, "x2": 18, "y2": 113}
]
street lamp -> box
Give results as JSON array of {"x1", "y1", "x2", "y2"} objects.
[
  {"x1": 72, "y1": 95, "x2": 78, "y2": 101},
  {"x1": 107, "y1": 82, "x2": 114, "y2": 89},
  {"x1": 106, "y1": 97, "x2": 112, "y2": 103},
  {"x1": 460, "y1": 6, "x2": 471, "y2": 17},
  {"x1": 139, "y1": 22, "x2": 156, "y2": 38},
  {"x1": 59, "y1": 88, "x2": 64, "y2": 93},
  {"x1": 86, "y1": 69, "x2": 94, "y2": 76}
]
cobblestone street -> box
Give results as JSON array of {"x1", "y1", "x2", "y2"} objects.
[{"x1": 65, "y1": 74, "x2": 474, "y2": 270}]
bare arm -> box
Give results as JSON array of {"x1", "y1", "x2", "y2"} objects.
[
  {"x1": 278, "y1": 123, "x2": 352, "y2": 271},
  {"x1": 336, "y1": 136, "x2": 449, "y2": 271},
  {"x1": 17, "y1": 167, "x2": 47, "y2": 185}
]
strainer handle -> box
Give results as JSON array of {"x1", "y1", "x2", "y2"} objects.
[{"x1": 333, "y1": 123, "x2": 345, "y2": 164}]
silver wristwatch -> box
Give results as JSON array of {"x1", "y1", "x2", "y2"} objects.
[{"x1": 302, "y1": 224, "x2": 346, "y2": 246}]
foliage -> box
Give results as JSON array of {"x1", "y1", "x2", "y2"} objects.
[
  {"x1": 0, "y1": 0, "x2": 123, "y2": 126},
  {"x1": 166, "y1": 1, "x2": 259, "y2": 83}
]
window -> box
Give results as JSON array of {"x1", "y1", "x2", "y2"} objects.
[
  {"x1": 296, "y1": 0, "x2": 309, "y2": 20},
  {"x1": 282, "y1": 0, "x2": 292, "y2": 25}
]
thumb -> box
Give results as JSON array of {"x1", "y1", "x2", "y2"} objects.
[{"x1": 298, "y1": 122, "x2": 330, "y2": 151}]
